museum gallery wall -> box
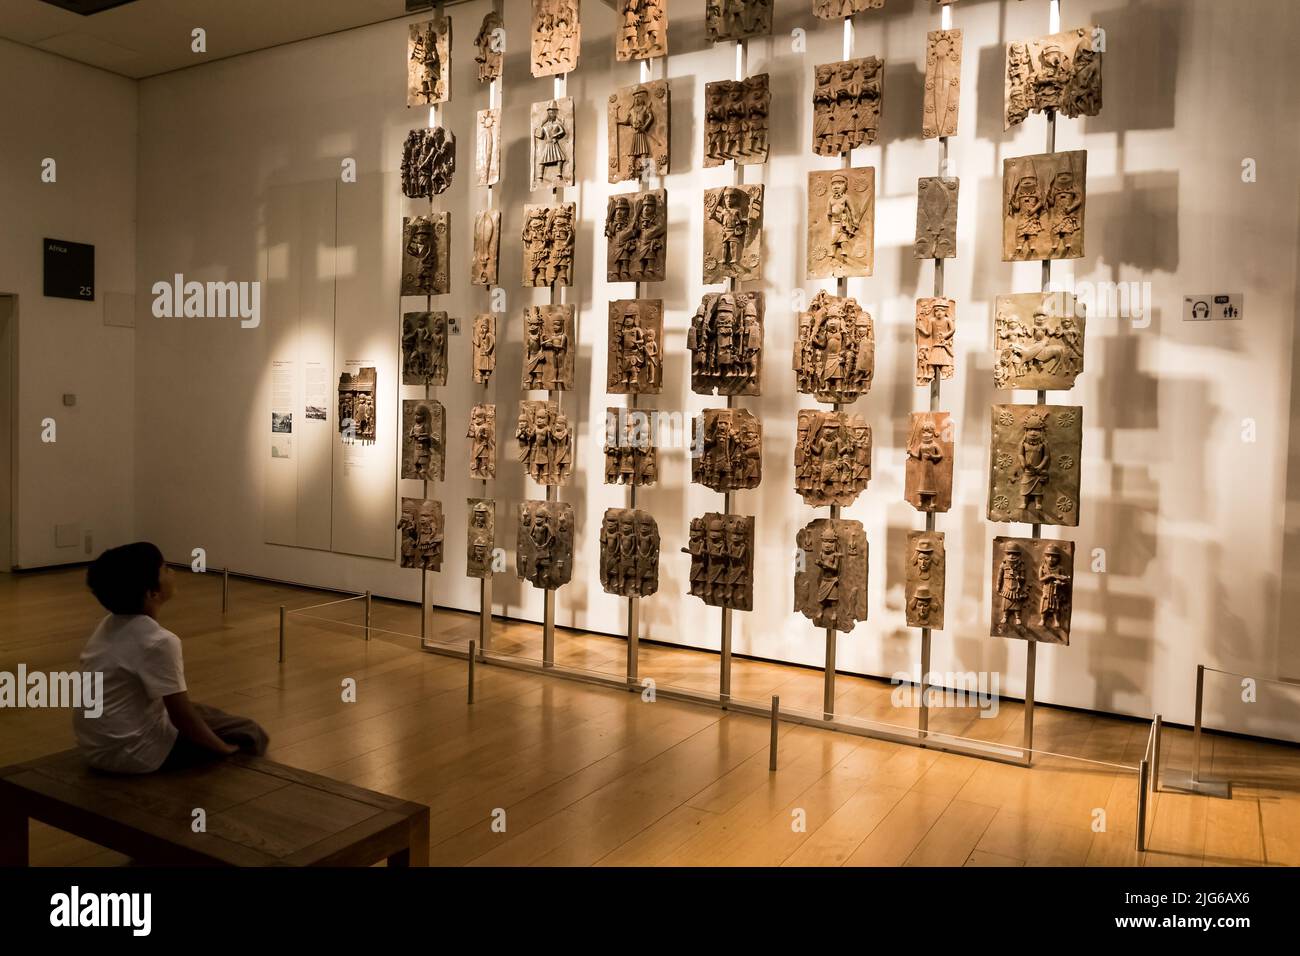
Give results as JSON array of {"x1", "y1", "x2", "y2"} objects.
[{"x1": 123, "y1": 0, "x2": 1300, "y2": 742}]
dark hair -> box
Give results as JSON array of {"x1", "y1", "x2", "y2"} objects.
[{"x1": 86, "y1": 542, "x2": 165, "y2": 615}]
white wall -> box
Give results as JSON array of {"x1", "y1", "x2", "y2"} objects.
[
  {"x1": 0, "y1": 38, "x2": 137, "y2": 571},
  {"x1": 132, "y1": 0, "x2": 1300, "y2": 742}
]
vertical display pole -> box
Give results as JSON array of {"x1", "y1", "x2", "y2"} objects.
[
  {"x1": 1023, "y1": 0, "x2": 1062, "y2": 763},
  {"x1": 542, "y1": 69, "x2": 567, "y2": 669}
]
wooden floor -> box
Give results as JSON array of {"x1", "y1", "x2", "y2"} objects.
[{"x1": 2, "y1": 567, "x2": 1297, "y2": 867}]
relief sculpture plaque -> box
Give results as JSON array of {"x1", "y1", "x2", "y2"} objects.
[
  {"x1": 814, "y1": 0, "x2": 884, "y2": 18},
  {"x1": 471, "y1": 210, "x2": 500, "y2": 288},
  {"x1": 608, "y1": 80, "x2": 670, "y2": 183},
  {"x1": 993, "y1": 292, "x2": 1085, "y2": 391},
  {"x1": 476, "y1": 108, "x2": 500, "y2": 186},
  {"x1": 988, "y1": 404, "x2": 1082, "y2": 527},
  {"x1": 812, "y1": 57, "x2": 883, "y2": 156},
  {"x1": 905, "y1": 531, "x2": 946, "y2": 631},
  {"x1": 914, "y1": 176, "x2": 959, "y2": 260},
  {"x1": 517, "y1": 500, "x2": 574, "y2": 590},
  {"x1": 605, "y1": 190, "x2": 667, "y2": 283},
  {"x1": 616, "y1": 0, "x2": 666, "y2": 61},
  {"x1": 599, "y1": 509, "x2": 660, "y2": 598},
  {"x1": 1005, "y1": 28, "x2": 1102, "y2": 130},
  {"x1": 337, "y1": 368, "x2": 376, "y2": 444},
  {"x1": 467, "y1": 404, "x2": 496, "y2": 480},
  {"x1": 402, "y1": 399, "x2": 446, "y2": 482},
  {"x1": 474, "y1": 11, "x2": 504, "y2": 83},
  {"x1": 607, "y1": 299, "x2": 663, "y2": 394},
  {"x1": 466, "y1": 498, "x2": 495, "y2": 579},
  {"x1": 399, "y1": 498, "x2": 444, "y2": 571},
  {"x1": 402, "y1": 213, "x2": 450, "y2": 296},
  {"x1": 703, "y1": 184, "x2": 763, "y2": 284},
  {"x1": 923, "y1": 29, "x2": 962, "y2": 139},
  {"x1": 522, "y1": 305, "x2": 575, "y2": 391},
  {"x1": 807, "y1": 167, "x2": 874, "y2": 279},
  {"x1": 1003, "y1": 150, "x2": 1087, "y2": 262},
  {"x1": 795, "y1": 409, "x2": 871, "y2": 507},
  {"x1": 689, "y1": 292, "x2": 763, "y2": 397},
  {"x1": 408, "y1": 18, "x2": 450, "y2": 107},
  {"x1": 704, "y1": 75, "x2": 769, "y2": 167},
  {"x1": 516, "y1": 400, "x2": 573, "y2": 486},
  {"x1": 531, "y1": 98, "x2": 575, "y2": 190},
  {"x1": 401, "y1": 127, "x2": 455, "y2": 198},
  {"x1": 795, "y1": 518, "x2": 868, "y2": 633},
  {"x1": 521, "y1": 203, "x2": 575, "y2": 287},
  {"x1": 683, "y1": 513, "x2": 754, "y2": 612},
  {"x1": 692, "y1": 408, "x2": 762, "y2": 492},
  {"x1": 794, "y1": 291, "x2": 874, "y2": 403},
  {"x1": 706, "y1": 0, "x2": 772, "y2": 43},
  {"x1": 532, "y1": 0, "x2": 580, "y2": 78},
  {"x1": 991, "y1": 536, "x2": 1075, "y2": 645},
  {"x1": 471, "y1": 314, "x2": 497, "y2": 385},
  {"x1": 605, "y1": 407, "x2": 659, "y2": 487},
  {"x1": 402, "y1": 311, "x2": 448, "y2": 387},
  {"x1": 915, "y1": 297, "x2": 955, "y2": 386},
  {"x1": 905, "y1": 411, "x2": 953, "y2": 513}
]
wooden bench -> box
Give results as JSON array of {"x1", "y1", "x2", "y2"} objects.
[{"x1": 0, "y1": 749, "x2": 429, "y2": 867}]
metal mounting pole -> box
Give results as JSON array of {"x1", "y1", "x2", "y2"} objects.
[
  {"x1": 364, "y1": 590, "x2": 372, "y2": 641},
  {"x1": 769, "y1": 695, "x2": 780, "y2": 771},
  {"x1": 1136, "y1": 757, "x2": 1149, "y2": 852},
  {"x1": 221, "y1": 566, "x2": 229, "y2": 615},
  {"x1": 278, "y1": 605, "x2": 286, "y2": 663},
  {"x1": 468, "y1": 640, "x2": 476, "y2": 704}
]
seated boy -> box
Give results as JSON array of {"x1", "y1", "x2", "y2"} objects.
[{"x1": 74, "y1": 542, "x2": 269, "y2": 773}]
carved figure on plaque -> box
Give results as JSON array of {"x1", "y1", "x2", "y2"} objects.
[
  {"x1": 531, "y1": 98, "x2": 574, "y2": 190},
  {"x1": 703, "y1": 184, "x2": 763, "y2": 284},
  {"x1": 988, "y1": 404, "x2": 1082, "y2": 527},
  {"x1": 915, "y1": 297, "x2": 956, "y2": 386},
  {"x1": 401, "y1": 311, "x2": 448, "y2": 387},
  {"x1": 467, "y1": 404, "x2": 496, "y2": 480},
  {"x1": 692, "y1": 408, "x2": 762, "y2": 492},
  {"x1": 683, "y1": 513, "x2": 754, "y2": 612},
  {"x1": 402, "y1": 213, "x2": 450, "y2": 296},
  {"x1": 604, "y1": 408, "x2": 659, "y2": 487},
  {"x1": 471, "y1": 210, "x2": 500, "y2": 288},
  {"x1": 471, "y1": 314, "x2": 497, "y2": 385},
  {"x1": 795, "y1": 519, "x2": 868, "y2": 633},
  {"x1": 991, "y1": 537, "x2": 1075, "y2": 645},
  {"x1": 466, "y1": 498, "x2": 495, "y2": 579},
  {"x1": 905, "y1": 531, "x2": 946, "y2": 631},
  {"x1": 408, "y1": 18, "x2": 450, "y2": 107},
  {"x1": 521, "y1": 305, "x2": 575, "y2": 391},
  {"x1": 516, "y1": 401, "x2": 573, "y2": 486},
  {"x1": 402, "y1": 399, "x2": 446, "y2": 482},
  {"x1": 704, "y1": 75, "x2": 769, "y2": 167},
  {"x1": 914, "y1": 176, "x2": 959, "y2": 260},
  {"x1": 337, "y1": 368, "x2": 376, "y2": 444},
  {"x1": 616, "y1": 0, "x2": 666, "y2": 61},
  {"x1": 521, "y1": 204, "x2": 574, "y2": 287},
  {"x1": 607, "y1": 300, "x2": 663, "y2": 395},
  {"x1": 807, "y1": 168, "x2": 874, "y2": 279},
  {"x1": 531, "y1": 0, "x2": 580, "y2": 78},
  {"x1": 605, "y1": 190, "x2": 667, "y2": 283},
  {"x1": 813, "y1": 0, "x2": 884, "y2": 18},
  {"x1": 476, "y1": 109, "x2": 500, "y2": 186},
  {"x1": 905, "y1": 411, "x2": 953, "y2": 513},
  {"x1": 600, "y1": 509, "x2": 660, "y2": 598},
  {"x1": 706, "y1": 0, "x2": 772, "y2": 42},
  {"x1": 401, "y1": 127, "x2": 455, "y2": 199},
  {"x1": 812, "y1": 57, "x2": 883, "y2": 156},
  {"x1": 794, "y1": 292, "x2": 874, "y2": 403},
  {"x1": 794, "y1": 409, "x2": 871, "y2": 507},
  {"x1": 517, "y1": 500, "x2": 574, "y2": 590},
  {"x1": 688, "y1": 292, "x2": 763, "y2": 397},
  {"x1": 923, "y1": 29, "x2": 962, "y2": 139},
  {"x1": 608, "y1": 81, "x2": 670, "y2": 184},
  {"x1": 1003, "y1": 150, "x2": 1087, "y2": 262},
  {"x1": 1005, "y1": 28, "x2": 1102, "y2": 130},
  {"x1": 398, "y1": 498, "x2": 444, "y2": 571},
  {"x1": 474, "y1": 11, "x2": 504, "y2": 83},
  {"x1": 993, "y1": 292, "x2": 1085, "y2": 391}
]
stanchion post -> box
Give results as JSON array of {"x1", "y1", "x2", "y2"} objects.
[
  {"x1": 1136, "y1": 758, "x2": 1150, "y2": 852},
  {"x1": 769, "y1": 695, "x2": 780, "y2": 771},
  {"x1": 278, "y1": 606, "x2": 286, "y2": 663},
  {"x1": 468, "y1": 640, "x2": 476, "y2": 704},
  {"x1": 221, "y1": 566, "x2": 229, "y2": 615},
  {"x1": 364, "y1": 590, "x2": 372, "y2": 642},
  {"x1": 1191, "y1": 664, "x2": 1205, "y2": 784},
  {"x1": 1151, "y1": 714, "x2": 1163, "y2": 792}
]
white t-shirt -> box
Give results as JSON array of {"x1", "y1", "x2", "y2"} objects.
[{"x1": 73, "y1": 614, "x2": 187, "y2": 773}]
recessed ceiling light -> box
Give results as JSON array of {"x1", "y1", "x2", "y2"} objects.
[{"x1": 38, "y1": 0, "x2": 141, "y2": 15}]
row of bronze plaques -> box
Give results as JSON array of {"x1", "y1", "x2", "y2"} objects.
[{"x1": 400, "y1": 498, "x2": 1075, "y2": 646}]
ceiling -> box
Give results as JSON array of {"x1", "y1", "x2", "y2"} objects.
[{"x1": 0, "y1": 0, "x2": 439, "y2": 79}]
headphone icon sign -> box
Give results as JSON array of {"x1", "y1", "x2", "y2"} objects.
[{"x1": 1192, "y1": 301, "x2": 1210, "y2": 319}]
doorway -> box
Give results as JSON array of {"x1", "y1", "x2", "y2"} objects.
[{"x1": 0, "y1": 295, "x2": 14, "y2": 572}]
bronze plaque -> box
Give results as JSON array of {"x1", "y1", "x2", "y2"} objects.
[
  {"x1": 522, "y1": 304, "x2": 575, "y2": 392},
  {"x1": 1003, "y1": 150, "x2": 1087, "y2": 262},
  {"x1": 795, "y1": 518, "x2": 868, "y2": 633},
  {"x1": 706, "y1": 0, "x2": 772, "y2": 42},
  {"x1": 517, "y1": 500, "x2": 574, "y2": 590},
  {"x1": 692, "y1": 407, "x2": 762, "y2": 492},
  {"x1": 923, "y1": 29, "x2": 962, "y2": 139},
  {"x1": 407, "y1": 18, "x2": 450, "y2": 107},
  {"x1": 988, "y1": 404, "x2": 1082, "y2": 527},
  {"x1": 616, "y1": 0, "x2": 667, "y2": 61},
  {"x1": 401, "y1": 127, "x2": 455, "y2": 198},
  {"x1": 607, "y1": 299, "x2": 664, "y2": 395},
  {"x1": 476, "y1": 109, "x2": 500, "y2": 187},
  {"x1": 398, "y1": 497, "x2": 444, "y2": 571},
  {"x1": 683, "y1": 512, "x2": 754, "y2": 612},
  {"x1": 471, "y1": 313, "x2": 497, "y2": 385},
  {"x1": 915, "y1": 297, "x2": 955, "y2": 387},
  {"x1": 1005, "y1": 27, "x2": 1102, "y2": 130},
  {"x1": 604, "y1": 407, "x2": 659, "y2": 487},
  {"x1": 608, "y1": 80, "x2": 670, "y2": 184},
  {"x1": 991, "y1": 536, "x2": 1075, "y2": 645},
  {"x1": 689, "y1": 292, "x2": 763, "y2": 397},
  {"x1": 531, "y1": 97, "x2": 575, "y2": 191},
  {"x1": 606, "y1": 189, "x2": 666, "y2": 283},
  {"x1": 795, "y1": 409, "x2": 871, "y2": 508},
  {"x1": 703, "y1": 184, "x2": 763, "y2": 284},
  {"x1": 794, "y1": 291, "x2": 874, "y2": 403},
  {"x1": 905, "y1": 411, "x2": 953, "y2": 514},
  {"x1": 474, "y1": 11, "x2": 504, "y2": 83},
  {"x1": 704, "y1": 74, "x2": 769, "y2": 168},
  {"x1": 402, "y1": 213, "x2": 450, "y2": 296},
  {"x1": 531, "y1": 0, "x2": 581, "y2": 78},
  {"x1": 516, "y1": 400, "x2": 573, "y2": 486},
  {"x1": 337, "y1": 367, "x2": 376, "y2": 444},
  {"x1": 521, "y1": 203, "x2": 574, "y2": 288},
  {"x1": 402, "y1": 399, "x2": 446, "y2": 482},
  {"x1": 993, "y1": 292, "x2": 1085, "y2": 391},
  {"x1": 807, "y1": 167, "x2": 874, "y2": 279},
  {"x1": 914, "y1": 176, "x2": 959, "y2": 260},
  {"x1": 401, "y1": 311, "x2": 447, "y2": 387},
  {"x1": 814, "y1": 0, "x2": 884, "y2": 18},
  {"x1": 905, "y1": 531, "x2": 945, "y2": 631},
  {"x1": 466, "y1": 404, "x2": 496, "y2": 480},
  {"x1": 599, "y1": 508, "x2": 660, "y2": 597},
  {"x1": 812, "y1": 57, "x2": 883, "y2": 156},
  {"x1": 466, "y1": 498, "x2": 495, "y2": 579}
]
